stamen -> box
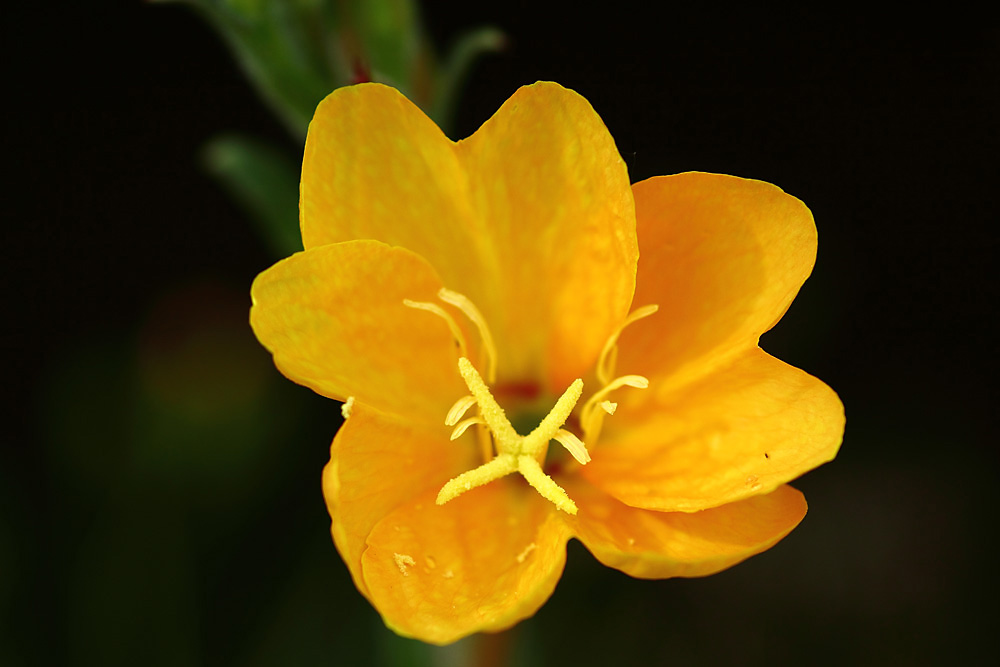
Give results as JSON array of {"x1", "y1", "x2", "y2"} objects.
[
  {"x1": 588, "y1": 375, "x2": 649, "y2": 403},
  {"x1": 439, "y1": 288, "x2": 498, "y2": 384},
  {"x1": 581, "y1": 374, "x2": 649, "y2": 443},
  {"x1": 445, "y1": 395, "x2": 477, "y2": 426},
  {"x1": 450, "y1": 415, "x2": 486, "y2": 440},
  {"x1": 403, "y1": 299, "x2": 469, "y2": 359},
  {"x1": 554, "y1": 429, "x2": 591, "y2": 464},
  {"x1": 437, "y1": 357, "x2": 587, "y2": 514},
  {"x1": 596, "y1": 304, "x2": 659, "y2": 385}
]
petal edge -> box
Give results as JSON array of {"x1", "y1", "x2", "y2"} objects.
[
  {"x1": 584, "y1": 347, "x2": 844, "y2": 512},
  {"x1": 360, "y1": 481, "x2": 571, "y2": 645},
  {"x1": 564, "y1": 480, "x2": 807, "y2": 579}
]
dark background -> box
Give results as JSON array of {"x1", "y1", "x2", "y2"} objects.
[{"x1": 5, "y1": 3, "x2": 997, "y2": 665}]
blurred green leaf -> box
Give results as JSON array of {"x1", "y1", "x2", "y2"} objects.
[
  {"x1": 161, "y1": 0, "x2": 503, "y2": 137},
  {"x1": 203, "y1": 134, "x2": 301, "y2": 257},
  {"x1": 161, "y1": 0, "x2": 339, "y2": 137},
  {"x1": 348, "y1": 0, "x2": 423, "y2": 91},
  {"x1": 433, "y1": 26, "x2": 506, "y2": 138},
  {"x1": 159, "y1": 0, "x2": 503, "y2": 254}
]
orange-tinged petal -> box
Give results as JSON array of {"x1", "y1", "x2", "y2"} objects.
[
  {"x1": 619, "y1": 173, "x2": 817, "y2": 389},
  {"x1": 301, "y1": 84, "x2": 477, "y2": 273},
  {"x1": 250, "y1": 240, "x2": 467, "y2": 422},
  {"x1": 323, "y1": 401, "x2": 476, "y2": 600},
  {"x1": 583, "y1": 348, "x2": 843, "y2": 511},
  {"x1": 562, "y1": 479, "x2": 807, "y2": 578},
  {"x1": 360, "y1": 480, "x2": 571, "y2": 645},
  {"x1": 300, "y1": 82, "x2": 637, "y2": 391},
  {"x1": 457, "y1": 82, "x2": 638, "y2": 389}
]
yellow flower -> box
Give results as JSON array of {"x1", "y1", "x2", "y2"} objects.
[{"x1": 250, "y1": 82, "x2": 844, "y2": 645}]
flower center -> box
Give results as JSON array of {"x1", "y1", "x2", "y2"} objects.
[
  {"x1": 404, "y1": 288, "x2": 657, "y2": 515},
  {"x1": 440, "y1": 356, "x2": 587, "y2": 514}
]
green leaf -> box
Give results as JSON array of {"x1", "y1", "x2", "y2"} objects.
[
  {"x1": 433, "y1": 26, "x2": 506, "y2": 137},
  {"x1": 349, "y1": 0, "x2": 422, "y2": 92},
  {"x1": 202, "y1": 134, "x2": 301, "y2": 257},
  {"x1": 162, "y1": 0, "x2": 340, "y2": 137}
]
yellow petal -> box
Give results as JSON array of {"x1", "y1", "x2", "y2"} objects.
[
  {"x1": 360, "y1": 480, "x2": 572, "y2": 645},
  {"x1": 583, "y1": 348, "x2": 843, "y2": 511},
  {"x1": 562, "y1": 479, "x2": 807, "y2": 578},
  {"x1": 250, "y1": 240, "x2": 467, "y2": 422},
  {"x1": 300, "y1": 82, "x2": 637, "y2": 390},
  {"x1": 457, "y1": 82, "x2": 638, "y2": 389},
  {"x1": 301, "y1": 83, "x2": 477, "y2": 272},
  {"x1": 323, "y1": 401, "x2": 475, "y2": 600},
  {"x1": 619, "y1": 172, "x2": 817, "y2": 389}
]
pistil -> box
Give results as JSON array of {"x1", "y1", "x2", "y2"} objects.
[{"x1": 437, "y1": 357, "x2": 587, "y2": 514}]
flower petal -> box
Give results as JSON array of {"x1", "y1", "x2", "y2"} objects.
[
  {"x1": 583, "y1": 348, "x2": 844, "y2": 511},
  {"x1": 323, "y1": 401, "x2": 475, "y2": 600},
  {"x1": 457, "y1": 82, "x2": 638, "y2": 389},
  {"x1": 562, "y1": 479, "x2": 807, "y2": 578},
  {"x1": 250, "y1": 240, "x2": 467, "y2": 422},
  {"x1": 300, "y1": 83, "x2": 477, "y2": 273},
  {"x1": 619, "y1": 173, "x2": 817, "y2": 388},
  {"x1": 300, "y1": 82, "x2": 637, "y2": 390},
  {"x1": 360, "y1": 480, "x2": 572, "y2": 645}
]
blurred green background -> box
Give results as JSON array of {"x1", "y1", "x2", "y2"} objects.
[{"x1": 4, "y1": 2, "x2": 996, "y2": 665}]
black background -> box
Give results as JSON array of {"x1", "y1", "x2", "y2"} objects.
[{"x1": 5, "y1": 2, "x2": 997, "y2": 665}]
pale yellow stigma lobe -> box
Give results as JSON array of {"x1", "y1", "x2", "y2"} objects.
[
  {"x1": 457, "y1": 357, "x2": 519, "y2": 442},
  {"x1": 437, "y1": 357, "x2": 588, "y2": 514}
]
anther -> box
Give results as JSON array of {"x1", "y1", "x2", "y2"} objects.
[
  {"x1": 450, "y1": 416, "x2": 486, "y2": 440},
  {"x1": 554, "y1": 429, "x2": 590, "y2": 464},
  {"x1": 445, "y1": 395, "x2": 477, "y2": 426},
  {"x1": 341, "y1": 396, "x2": 355, "y2": 419}
]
